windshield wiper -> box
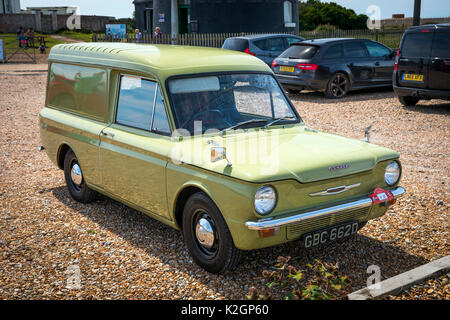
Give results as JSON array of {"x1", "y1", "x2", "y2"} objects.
[
  {"x1": 263, "y1": 117, "x2": 296, "y2": 129},
  {"x1": 220, "y1": 119, "x2": 268, "y2": 134}
]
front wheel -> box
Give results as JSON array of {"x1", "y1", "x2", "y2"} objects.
[
  {"x1": 325, "y1": 73, "x2": 350, "y2": 99},
  {"x1": 182, "y1": 192, "x2": 242, "y2": 274}
]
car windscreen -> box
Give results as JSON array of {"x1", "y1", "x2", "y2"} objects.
[
  {"x1": 279, "y1": 45, "x2": 318, "y2": 59},
  {"x1": 222, "y1": 38, "x2": 249, "y2": 52},
  {"x1": 167, "y1": 73, "x2": 300, "y2": 135}
]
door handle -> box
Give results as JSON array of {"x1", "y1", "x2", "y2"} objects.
[
  {"x1": 101, "y1": 130, "x2": 115, "y2": 138},
  {"x1": 374, "y1": 62, "x2": 380, "y2": 66}
]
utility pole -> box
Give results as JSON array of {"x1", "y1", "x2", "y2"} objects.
[{"x1": 413, "y1": 0, "x2": 422, "y2": 26}]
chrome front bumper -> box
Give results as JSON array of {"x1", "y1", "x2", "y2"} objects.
[{"x1": 245, "y1": 187, "x2": 406, "y2": 231}]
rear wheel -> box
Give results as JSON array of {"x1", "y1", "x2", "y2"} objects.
[
  {"x1": 63, "y1": 149, "x2": 97, "y2": 203},
  {"x1": 182, "y1": 192, "x2": 242, "y2": 274},
  {"x1": 325, "y1": 73, "x2": 349, "y2": 99},
  {"x1": 398, "y1": 96, "x2": 419, "y2": 106}
]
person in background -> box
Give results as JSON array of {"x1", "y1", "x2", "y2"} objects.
[
  {"x1": 26, "y1": 28, "x2": 35, "y2": 48},
  {"x1": 16, "y1": 26, "x2": 25, "y2": 48},
  {"x1": 135, "y1": 29, "x2": 142, "y2": 43},
  {"x1": 154, "y1": 27, "x2": 162, "y2": 40}
]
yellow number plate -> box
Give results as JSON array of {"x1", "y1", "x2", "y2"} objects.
[
  {"x1": 279, "y1": 66, "x2": 294, "y2": 72},
  {"x1": 403, "y1": 73, "x2": 424, "y2": 82}
]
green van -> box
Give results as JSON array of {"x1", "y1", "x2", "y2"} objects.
[{"x1": 39, "y1": 43, "x2": 405, "y2": 273}]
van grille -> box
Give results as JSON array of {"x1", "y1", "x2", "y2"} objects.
[{"x1": 286, "y1": 207, "x2": 370, "y2": 240}]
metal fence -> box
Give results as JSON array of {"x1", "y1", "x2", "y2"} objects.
[
  {"x1": 0, "y1": 35, "x2": 37, "y2": 64},
  {"x1": 92, "y1": 29, "x2": 404, "y2": 49}
]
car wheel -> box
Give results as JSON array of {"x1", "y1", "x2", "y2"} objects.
[
  {"x1": 398, "y1": 96, "x2": 419, "y2": 106},
  {"x1": 288, "y1": 89, "x2": 302, "y2": 94},
  {"x1": 325, "y1": 73, "x2": 349, "y2": 99},
  {"x1": 64, "y1": 149, "x2": 97, "y2": 203},
  {"x1": 182, "y1": 192, "x2": 242, "y2": 274}
]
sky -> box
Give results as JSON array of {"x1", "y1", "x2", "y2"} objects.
[{"x1": 19, "y1": 0, "x2": 450, "y2": 20}]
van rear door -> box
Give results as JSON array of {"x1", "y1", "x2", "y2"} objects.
[
  {"x1": 429, "y1": 29, "x2": 450, "y2": 90},
  {"x1": 397, "y1": 28, "x2": 434, "y2": 89}
]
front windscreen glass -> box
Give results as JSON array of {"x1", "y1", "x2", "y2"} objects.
[{"x1": 168, "y1": 73, "x2": 300, "y2": 135}]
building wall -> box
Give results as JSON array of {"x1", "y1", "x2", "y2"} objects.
[
  {"x1": 0, "y1": 13, "x2": 114, "y2": 33},
  {"x1": 134, "y1": 0, "x2": 299, "y2": 34},
  {"x1": 190, "y1": 0, "x2": 298, "y2": 33}
]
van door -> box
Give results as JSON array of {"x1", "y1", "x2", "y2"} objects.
[
  {"x1": 99, "y1": 76, "x2": 172, "y2": 219},
  {"x1": 429, "y1": 29, "x2": 450, "y2": 90},
  {"x1": 397, "y1": 29, "x2": 434, "y2": 89}
]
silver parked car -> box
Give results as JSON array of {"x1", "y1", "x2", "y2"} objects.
[{"x1": 222, "y1": 34, "x2": 304, "y2": 66}]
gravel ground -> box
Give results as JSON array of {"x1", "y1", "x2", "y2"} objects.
[{"x1": 0, "y1": 63, "x2": 448, "y2": 300}]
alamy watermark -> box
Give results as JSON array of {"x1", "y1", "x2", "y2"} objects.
[
  {"x1": 66, "y1": 6, "x2": 81, "y2": 30},
  {"x1": 366, "y1": 5, "x2": 381, "y2": 30},
  {"x1": 65, "y1": 264, "x2": 81, "y2": 290}
]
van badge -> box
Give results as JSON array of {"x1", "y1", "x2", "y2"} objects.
[{"x1": 329, "y1": 164, "x2": 349, "y2": 172}]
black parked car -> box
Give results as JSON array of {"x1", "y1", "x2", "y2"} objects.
[
  {"x1": 272, "y1": 38, "x2": 396, "y2": 98},
  {"x1": 222, "y1": 34, "x2": 304, "y2": 66},
  {"x1": 393, "y1": 23, "x2": 450, "y2": 106}
]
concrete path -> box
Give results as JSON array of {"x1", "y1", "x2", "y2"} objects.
[{"x1": 348, "y1": 255, "x2": 450, "y2": 300}]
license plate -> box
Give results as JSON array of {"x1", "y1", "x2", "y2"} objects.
[
  {"x1": 279, "y1": 66, "x2": 294, "y2": 72},
  {"x1": 303, "y1": 221, "x2": 359, "y2": 248},
  {"x1": 403, "y1": 73, "x2": 423, "y2": 82},
  {"x1": 369, "y1": 188, "x2": 394, "y2": 204}
]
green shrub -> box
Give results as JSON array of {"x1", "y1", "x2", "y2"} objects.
[{"x1": 247, "y1": 256, "x2": 350, "y2": 300}]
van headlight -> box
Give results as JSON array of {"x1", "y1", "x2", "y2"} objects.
[
  {"x1": 385, "y1": 161, "x2": 400, "y2": 186},
  {"x1": 254, "y1": 186, "x2": 277, "y2": 215}
]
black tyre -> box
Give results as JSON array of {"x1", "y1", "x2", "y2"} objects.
[
  {"x1": 63, "y1": 149, "x2": 97, "y2": 203},
  {"x1": 325, "y1": 73, "x2": 350, "y2": 99},
  {"x1": 182, "y1": 192, "x2": 242, "y2": 274},
  {"x1": 398, "y1": 96, "x2": 419, "y2": 106}
]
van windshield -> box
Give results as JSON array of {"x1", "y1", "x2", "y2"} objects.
[{"x1": 168, "y1": 73, "x2": 300, "y2": 135}]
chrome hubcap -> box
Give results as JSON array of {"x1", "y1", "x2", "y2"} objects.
[
  {"x1": 195, "y1": 217, "x2": 215, "y2": 250},
  {"x1": 71, "y1": 163, "x2": 83, "y2": 186}
]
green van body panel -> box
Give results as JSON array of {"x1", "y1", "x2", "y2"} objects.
[{"x1": 40, "y1": 43, "x2": 402, "y2": 251}]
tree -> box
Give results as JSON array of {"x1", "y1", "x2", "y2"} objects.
[{"x1": 298, "y1": 0, "x2": 369, "y2": 31}]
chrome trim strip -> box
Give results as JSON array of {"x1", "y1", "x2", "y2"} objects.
[
  {"x1": 309, "y1": 183, "x2": 361, "y2": 197},
  {"x1": 245, "y1": 187, "x2": 406, "y2": 231}
]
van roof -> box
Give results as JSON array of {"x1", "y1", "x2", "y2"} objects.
[{"x1": 49, "y1": 42, "x2": 271, "y2": 81}]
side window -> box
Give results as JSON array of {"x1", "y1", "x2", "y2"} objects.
[
  {"x1": 431, "y1": 32, "x2": 450, "y2": 57},
  {"x1": 344, "y1": 42, "x2": 368, "y2": 58},
  {"x1": 253, "y1": 39, "x2": 269, "y2": 51},
  {"x1": 116, "y1": 76, "x2": 156, "y2": 130},
  {"x1": 47, "y1": 63, "x2": 107, "y2": 120},
  {"x1": 152, "y1": 86, "x2": 171, "y2": 134},
  {"x1": 286, "y1": 37, "x2": 301, "y2": 47},
  {"x1": 364, "y1": 41, "x2": 391, "y2": 57},
  {"x1": 323, "y1": 44, "x2": 343, "y2": 59},
  {"x1": 267, "y1": 37, "x2": 285, "y2": 51},
  {"x1": 401, "y1": 33, "x2": 433, "y2": 58}
]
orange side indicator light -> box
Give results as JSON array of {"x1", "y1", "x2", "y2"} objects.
[{"x1": 258, "y1": 228, "x2": 280, "y2": 238}]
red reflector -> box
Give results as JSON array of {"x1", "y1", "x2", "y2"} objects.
[
  {"x1": 271, "y1": 60, "x2": 278, "y2": 68},
  {"x1": 394, "y1": 50, "x2": 400, "y2": 71},
  {"x1": 422, "y1": 29, "x2": 431, "y2": 33},
  {"x1": 244, "y1": 48, "x2": 256, "y2": 56},
  {"x1": 296, "y1": 63, "x2": 318, "y2": 71}
]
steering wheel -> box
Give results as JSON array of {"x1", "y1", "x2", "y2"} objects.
[{"x1": 181, "y1": 109, "x2": 232, "y2": 130}]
